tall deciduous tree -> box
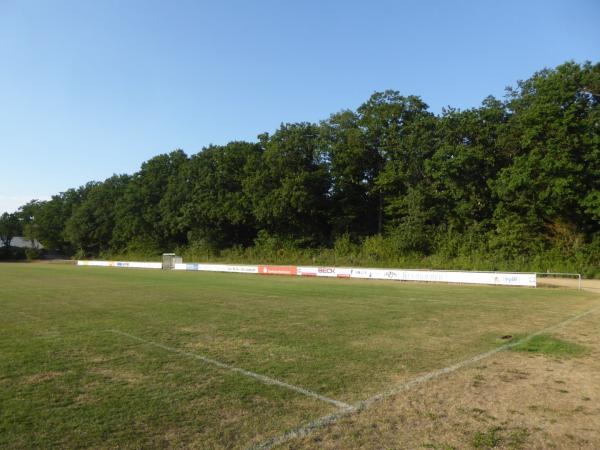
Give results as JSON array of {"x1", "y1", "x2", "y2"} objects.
[
  {"x1": 245, "y1": 123, "x2": 331, "y2": 246},
  {"x1": 179, "y1": 141, "x2": 261, "y2": 248},
  {"x1": 0, "y1": 212, "x2": 21, "y2": 247},
  {"x1": 493, "y1": 62, "x2": 600, "y2": 253},
  {"x1": 6, "y1": 61, "x2": 598, "y2": 268},
  {"x1": 320, "y1": 110, "x2": 379, "y2": 238},
  {"x1": 65, "y1": 175, "x2": 130, "y2": 256},
  {"x1": 112, "y1": 150, "x2": 188, "y2": 252},
  {"x1": 357, "y1": 91, "x2": 433, "y2": 234}
]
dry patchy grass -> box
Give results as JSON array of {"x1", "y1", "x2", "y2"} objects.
[
  {"x1": 2, "y1": 264, "x2": 599, "y2": 449},
  {"x1": 283, "y1": 310, "x2": 600, "y2": 449}
]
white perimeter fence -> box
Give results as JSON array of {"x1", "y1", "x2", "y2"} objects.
[
  {"x1": 77, "y1": 260, "x2": 537, "y2": 287},
  {"x1": 77, "y1": 260, "x2": 162, "y2": 269}
]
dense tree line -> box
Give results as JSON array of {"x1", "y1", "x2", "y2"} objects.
[{"x1": 4, "y1": 62, "x2": 600, "y2": 274}]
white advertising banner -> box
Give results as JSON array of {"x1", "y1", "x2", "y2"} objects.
[
  {"x1": 78, "y1": 260, "x2": 536, "y2": 286},
  {"x1": 348, "y1": 268, "x2": 535, "y2": 286},
  {"x1": 77, "y1": 260, "x2": 162, "y2": 269},
  {"x1": 297, "y1": 266, "x2": 352, "y2": 278},
  {"x1": 174, "y1": 263, "x2": 259, "y2": 274},
  {"x1": 77, "y1": 260, "x2": 110, "y2": 267},
  {"x1": 298, "y1": 266, "x2": 535, "y2": 286}
]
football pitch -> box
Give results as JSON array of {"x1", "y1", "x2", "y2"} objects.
[{"x1": 1, "y1": 263, "x2": 598, "y2": 449}]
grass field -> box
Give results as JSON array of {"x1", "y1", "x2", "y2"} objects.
[{"x1": 1, "y1": 263, "x2": 599, "y2": 449}]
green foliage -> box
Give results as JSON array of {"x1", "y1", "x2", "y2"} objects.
[
  {"x1": 0, "y1": 246, "x2": 26, "y2": 261},
  {"x1": 245, "y1": 123, "x2": 331, "y2": 246},
  {"x1": 472, "y1": 426, "x2": 504, "y2": 449},
  {"x1": 9, "y1": 61, "x2": 600, "y2": 274},
  {"x1": 333, "y1": 233, "x2": 359, "y2": 258},
  {"x1": 64, "y1": 175, "x2": 130, "y2": 256},
  {"x1": 321, "y1": 110, "x2": 379, "y2": 238},
  {"x1": 180, "y1": 142, "x2": 260, "y2": 249},
  {"x1": 111, "y1": 150, "x2": 188, "y2": 253},
  {"x1": 24, "y1": 247, "x2": 42, "y2": 260},
  {"x1": 0, "y1": 212, "x2": 21, "y2": 247},
  {"x1": 471, "y1": 426, "x2": 529, "y2": 450}
]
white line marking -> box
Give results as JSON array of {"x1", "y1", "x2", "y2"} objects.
[
  {"x1": 252, "y1": 304, "x2": 600, "y2": 450},
  {"x1": 107, "y1": 329, "x2": 352, "y2": 410}
]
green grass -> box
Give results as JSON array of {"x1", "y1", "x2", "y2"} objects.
[
  {"x1": 0, "y1": 263, "x2": 598, "y2": 449},
  {"x1": 472, "y1": 426, "x2": 529, "y2": 450},
  {"x1": 511, "y1": 334, "x2": 588, "y2": 357}
]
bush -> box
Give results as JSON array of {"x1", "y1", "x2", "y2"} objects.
[
  {"x1": 24, "y1": 248, "x2": 42, "y2": 260},
  {"x1": 0, "y1": 246, "x2": 26, "y2": 261}
]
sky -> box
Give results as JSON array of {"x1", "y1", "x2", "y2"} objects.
[{"x1": 1, "y1": 0, "x2": 599, "y2": 214}]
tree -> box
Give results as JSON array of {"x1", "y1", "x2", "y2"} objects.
[
  {"x1": 320, "y1": 110, "x2": 379, "y2": 239},
  {"x1": 429, "y1": 97, "x2": 508, "y2": 233},
  {"x1": 178, "y1": 142, "x2": 261, "y2": 249},
  {"x1": 492, "y1": 61, "x2": 600, "y2": 252},
  {"x1": 64, "y1": 175, "x2": 130, "y2": 256},
  {"x1": 244, "y1": 124, "x2": 331, "y2": 246},
  {"x1": 357, "y1": 91, "x2": 433, "y2": 234},
  {"x1": 21, "y1": 189, "x2": 89, "y2": 255},
  {"x1": 111, "y1": 150, "x2": 188, "y2": 253},
  {"x1": 4, "y1": 61, "x2": 598, "y2": 271},
  {"x1": 0, "y1": 212, "x2": 21, "y2": 247},
  {"x1": 18, "y1": 200, "x2": 42, "y2": 248}
]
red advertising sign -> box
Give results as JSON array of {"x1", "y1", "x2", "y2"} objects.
[{"x1": 258, "y1": 265, "x2": 298, "y2": 276}]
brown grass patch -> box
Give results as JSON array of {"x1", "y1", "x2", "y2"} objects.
[
  {"x1": 283, "y1": 310, "x2": 600, "y2": 449},
  {"x1": 90, "y1": 367, "x2": 146, "y2": 384},
  {"x1": 23, "y1": 371, "x2": 67, "y2": 384}
]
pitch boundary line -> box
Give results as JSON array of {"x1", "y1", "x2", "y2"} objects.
[
  {"x1": 252, "y1": 303, "x2": 600, "y2": 450},
  {"x1": 107, "y1": 329, "x2": 352, "y2": 410}
]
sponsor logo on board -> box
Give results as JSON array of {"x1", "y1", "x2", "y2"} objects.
[
  {"x1": 351, "y1": 269, "x2": 371, "y2": 278},
  {"x1": 258, "y1": 265, "x2": 298, "y2": 276}
]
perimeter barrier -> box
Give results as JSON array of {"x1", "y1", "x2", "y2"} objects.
[
  {"x1": 174, "y1": 263, "x2": 535, "y2": 287},
  {"x1": 77, "y1": 260, "x2": 162, "y2": 269},
  {"x1": 77, "y1": 260, "x2": 537, "y2": 287}
]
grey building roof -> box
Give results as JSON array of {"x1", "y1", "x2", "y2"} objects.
[{"x1": 10, "y1": 237, "x2": 43, "y2": 249}]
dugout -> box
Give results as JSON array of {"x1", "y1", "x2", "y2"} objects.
[{"x1": 162, "y1": 253, "x2": 182, "y2": 270}]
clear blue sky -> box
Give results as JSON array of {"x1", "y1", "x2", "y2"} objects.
[{"x1": 1, "y1": 0, "x2": 599, "y2": 214}]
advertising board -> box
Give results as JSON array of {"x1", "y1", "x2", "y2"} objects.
[
  {"x1": 78, "y1": 260, "x2": 536, "y2": 286},
  {"x1": 173, "y1": 263, "x2": 258, "y2": 274},
  {"x1": 297, "y1": 266, "x2": 352, "y2": 278},
  {"x1": 257, "y1": 265, "x2": 298, "y2": 276}
]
